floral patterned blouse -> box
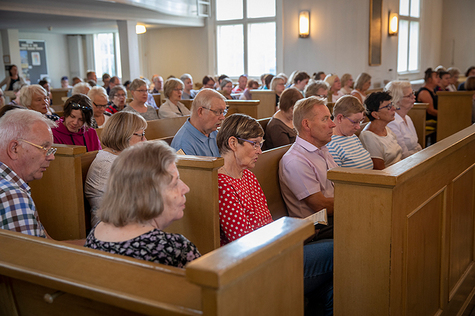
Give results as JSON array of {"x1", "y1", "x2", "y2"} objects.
[{"x1": 85, "y1": 226, "x2": 201, "y2": 268}]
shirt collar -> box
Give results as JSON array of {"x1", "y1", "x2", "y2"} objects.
[
  {"x1": 186, "y1": 119, "x2": 217, "y2": 144},
  {"x1": 0, "y1": 162, "x2": 31, "y2": 193},
  {"x1": 295, "y1": 136, "x2": 329, "y2": 153}
]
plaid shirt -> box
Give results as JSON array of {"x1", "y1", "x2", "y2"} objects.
[
  {"x1": 0, "y1": 162, "x2": 45, "y2": 237},
  {"x1": 105, "y1": 103, "x2": 119, "y2": 116}
]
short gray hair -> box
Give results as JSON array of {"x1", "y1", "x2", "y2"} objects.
[
  {"x1": 0, "y1": 109, "x2": 56, "y2": 152},
  {"x1": 129, "y1": 78, "x2": 147, "y2": 91},
  {"x1": 384, "y1": 80, "x2": 412, "y2": 107},
  {"x1": 304, "y1": 80, "x2": 330, "y2": 97},
  {"x1": 87, "y1": 86, "x2": 108, "y2": 102},
  {"x1": 191, "y1": 88, "x2": 226, "y2": 112},
  {"x1": 72, "y1": 82, "x2": 91, "y2": 95},
  {"x1": 19, "y1": 84, "x2": 47, "y2": 107},
  {"x1": 180, "y1": 73, "x2": 192, "y2": 82}
]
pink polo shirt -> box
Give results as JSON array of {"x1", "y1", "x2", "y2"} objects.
[{"x1": 279, "y1": 136, "x2": 338, "y2": 218}]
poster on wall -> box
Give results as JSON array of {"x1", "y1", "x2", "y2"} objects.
[{"x1": 19, "y1": 40, "x2": 48, "y2": 84}]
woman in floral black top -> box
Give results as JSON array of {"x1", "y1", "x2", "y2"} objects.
[{"x1": 85, "y1": 140, "x2": 200, "y2": 268}]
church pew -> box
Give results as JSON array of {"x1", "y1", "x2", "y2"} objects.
[
  {"x1": 407, "y1": 103, "x2": 429, "y2": 148},
  {"x1": 0, "y1": 216, "x2": 313, "y2": 316},
  {"x1": 257, "y1": 117, "x2": 271, "y2": 131},
  {"x1": 29, "y1": 145, "x2": 96, "y2": 240},
  {"x1": 51, "y1": 88, "x2": 69, "y2": 105},
  {"x1": 251, "y1": 90, "x2": 277, "y2": 117},
  {"x1": 436, "y1": 91, "x2": 474, "y2": 142},
  {"x1": 151, "y1": 92, "x2": 161, "y2": 106},
  {"x1": 226, "y1": 100, "x2": 261, "y2": 118},
  {"x1": 181, "y1": 99, "x2": 193, "y2": 110},
  {"x1": 96, "y1": 116, "x2": 188, "y2": 141},
  {"x1": 254, "y1": 144, "x2": 291, "y2": 219},
  {"x1": 328, "y1": 124, "x2": 475, "y2": 316}
]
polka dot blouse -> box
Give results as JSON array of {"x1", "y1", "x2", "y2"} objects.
[{"x1": 218, "y1": 169, "x2": 274, "y2": 246}]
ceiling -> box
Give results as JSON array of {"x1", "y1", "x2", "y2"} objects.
[{"x1": 0, "y1": 0, "x2": 207, "y2": 34}]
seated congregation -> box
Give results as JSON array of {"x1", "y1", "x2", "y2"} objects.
[{"x1": 1, "y1": 65, "x2": 475, "y2": 315}]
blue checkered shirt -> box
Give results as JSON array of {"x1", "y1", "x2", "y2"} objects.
[{"x1": 0, "y1": 162, "x2": 45, "y2": 237}]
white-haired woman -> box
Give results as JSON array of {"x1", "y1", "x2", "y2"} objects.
[
  {"x1": 88, "y1": 86, "x2": 110, "y2": 128},
  {"x1": 20, "y1": 84, "x2": 59, "y2": 121},
  {"x1": 385, "y1": 81, "x2": 422, "y2": 158}
]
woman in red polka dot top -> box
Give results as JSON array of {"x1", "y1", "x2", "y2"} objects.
[{"x1": 216, "y1": 114, "x2": 334, "y2": 315}]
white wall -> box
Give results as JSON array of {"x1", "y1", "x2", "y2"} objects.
[
  {"x1": 440, "y1": 0, "x2": 475, "y2": 73},
  {"x1": 140, "y1": 26, "x2": 209, "y2": 84},
  {"x1": 18, "y1": 32, "x2": 70, "y2": 88}
]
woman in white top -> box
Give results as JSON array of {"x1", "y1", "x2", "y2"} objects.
[
  {"x1": 324, "y1": 74, "x2": 343, "y2": 102},
  {"x1": 359, "y1": 91, "x2": 402, "y2": 170},
  {"x1": 339, "y1": 73, "x2": 353, "y2": 95},
  {"x1": 159, "y1": 78, "x2": 191, "y2": 119},
  {"x1": 327, "y1": 95, "x2": 373, "y2": 169},
  {"x1": 85, "y1": 111, "x2": 147, "y2": 226},
  {"x1": 351, "y1": 72, "x2": 372, "y2": 104},
  {"x1": 385, "y1": 81, "x2": 422, "y2": 158}
]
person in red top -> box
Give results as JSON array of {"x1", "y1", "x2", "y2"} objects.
[{"x1": 216, "y1": 113, "x2": 333, "y2": 315}]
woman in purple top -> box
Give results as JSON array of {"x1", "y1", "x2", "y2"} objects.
[
  {"x1": 52, "y1": 94, "x2": 101, "y2": 152},
  {"x1": 85, "y1": 140, "x2": 200, "y2": 268}
]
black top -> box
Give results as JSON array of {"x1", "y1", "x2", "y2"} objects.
[{"x1": 416, "y1": 87, "x2": 438, "y2": 121}]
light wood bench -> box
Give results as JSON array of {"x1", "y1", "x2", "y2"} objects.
[
  {"x1": 0, "y1": 216, "x2": 313, "y2": 315},
  {"x1": 328, "y1": 124, "x2": 475, "y2": 316},
  {"x1": 96, "y1": 116, "x2": 188, "y2": 141},
  {"x1": 251, "y1": 90, "x2": 277, "y2": 117},
  {"x1": 226, "y1": 100, "x2": 262, "y2": 118},
  {"x1": 407, "y1": 103, "x2": 429, "y2": 148},
  {"x1": 51, "y1": 88, "x2": 69, "y2": 106},
  {"x1": 436, "y1": 91, "x2": 474, "y2": 142}
]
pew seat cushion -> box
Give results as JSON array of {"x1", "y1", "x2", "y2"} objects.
[
  {"x1": 218, "y1": 170, "x2": 273, "y2": 246},
  {"x1": 85, "y1": 226, "x2": 201, "y2": 268}
]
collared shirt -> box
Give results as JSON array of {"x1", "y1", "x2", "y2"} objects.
[
  {"x1": 387, "y1": 112, "x2": 422, "y2": 159},
  {"x1": 0, "y1": 162, "x2": 45, "y2": 237},
  {"x1": 279, "y1": 136, "x2": 338, "y2": 218},
  {"x1": 171, "y1": 119, "x2": 220, "y2": 157}
]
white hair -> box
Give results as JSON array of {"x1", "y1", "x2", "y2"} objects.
[
  {"x1": 19, "y1": 85, "x2": 47, "y2": 107},
  {"x1": 72, "y1": 82, "x2": 92, "y2": 95},
  {"x1": 0, "y1": 109, "x2": 56, "y2": 152},
  {"x1": 87, "y1": 86, "x2": 108, "y2": 102}
]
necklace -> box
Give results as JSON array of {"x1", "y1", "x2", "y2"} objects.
[{"x1": 223, "y1": 166, "x2": 242, "y2": 179}]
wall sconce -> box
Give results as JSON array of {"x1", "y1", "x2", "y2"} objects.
[
  {"x1": 136, "y1": 24, "x2": 147, "y2": 35},
  {"x1": 299, "y1": 11, "x2": 310, "y2": 38},
  {"x1": 388, "y1": 12, "x2": 398, "y2": 36}
]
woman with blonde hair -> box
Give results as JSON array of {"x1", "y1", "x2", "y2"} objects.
[
  {"x1": 270, "y1": 75, "x2": 287, "y2": 107},
  {"x1": 385, "y1": 80, "x2": 422, "y2": 158},
  {"x1": 159, "y1": 77, "x2": 191, "y2": 118},
  {"x1": 85, "y1": 140, "x2": 200, "y2": 268},
  {"x1": 340, "y1": 73, "x2": 353, "y2": 95},
  {"x1": 351, "y1": 72, "x2": 372, "y2": 104},
  {"x1": 324, "y1": 74, "x2": 343, "y2": 102},
  {"x1": 85, "y1": 111, "x2": 148, "y2": 225}
]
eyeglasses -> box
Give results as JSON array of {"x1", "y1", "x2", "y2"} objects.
[
  {"x1": 93, "y1": 102, "x2": 108, "y2": 109},
  {"x1": 345, "y1": 116, "x2": 365, "y2": 125},
  {"x1": 134, "y1": 89, "x2": 148, "y2": 93},
  {"x1": 237, "y1": 138, "x2": 264, "y2": 150},
  {"x1": 403, "y1": 91, "x2": 415, "y2": 98},
  {"x1": 71, "y1": 102, "x2": 92, "y2": 113},
  {"x1": 20, "y1": 139, "x2": 57, "y2": 156},
  {"x1": 133, "y1": 131, "x2": 146, "y2": 140},
  {"x1": 316, "y1": 94, "x2": 328, "y2": 99},
  {"x1": 115, "y1": 93, "x2": 126, "y2": 98},
  {"x1": 202, "y1": 107, "x2": 228, "y2": 116},
  {"x1": 378, "y1": 102, "x2": 395, "y2": 111}
]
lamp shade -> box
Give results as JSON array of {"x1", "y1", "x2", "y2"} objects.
[
  {"x1": 388, "y1": 12, "x2": 398, "y2": 36},
  {"x1": 136, "y1": 24, "x2": 146, "y2": 35},
  {"x1": 299, "y1": 11, "x2": 310, "y2": 38}
]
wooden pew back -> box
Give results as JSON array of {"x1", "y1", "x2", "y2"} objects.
[
  {"x1": 436, "y1": 91, "x2": 474, "y2": 142},
  {"x1": 329, "y1": 124, "x2": 475, "y2": 316},
  {"x1": 226, "y1": 100, "x2": 262, "y2": 118},
  {"x1": 51, "y1": 88, "x2": 69, "y2": 105},
  {"x1": 251, "y1": 90, "x2": 277, "y2": 117},
  {"x1": 96, "y1": 116, "x2": 187, "y2": 141},
  {"x1": 254, "y1": 145, "x2": 291, "y2": 219},
  {"x1": 407, "y1": 103, "x2": 429, "y2": 148},
  {"x1": 0, "y1": 217, "x2": 312, "y2": 315}
]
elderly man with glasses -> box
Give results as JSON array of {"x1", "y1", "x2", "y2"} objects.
[
  {"x1": 171, "y1": 89, "x2": 227, "y2": 157},
  {"x1": 0, "y1": 109, "x2": 56, "y2": 238}
]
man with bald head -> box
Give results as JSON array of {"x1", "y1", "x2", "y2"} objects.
[
  {"x1": 0, "y1": 109, "x2": 56, "y2": 237},
  {"x1": 171, "y1": 89, "x2": 227, "y2": 157}
]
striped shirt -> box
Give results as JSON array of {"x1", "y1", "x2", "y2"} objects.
[
  {"x1": 0, "y1": 162, "x2": 45, "y2": 237},
  {"x1": 327, "y1": 134, "x2": 373, "y2": 169}
]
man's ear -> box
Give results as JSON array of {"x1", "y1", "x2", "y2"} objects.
[{"x1": 7, "y1": 140, "x2": 20, "y2": 160}]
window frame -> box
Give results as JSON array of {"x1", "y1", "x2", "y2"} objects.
[
  {"x1": 397, "y1": 0, "x2": 422, "y2": 75},
  {"x1": 212, "y1": 0, "x2": 282, "y2": 78}
]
